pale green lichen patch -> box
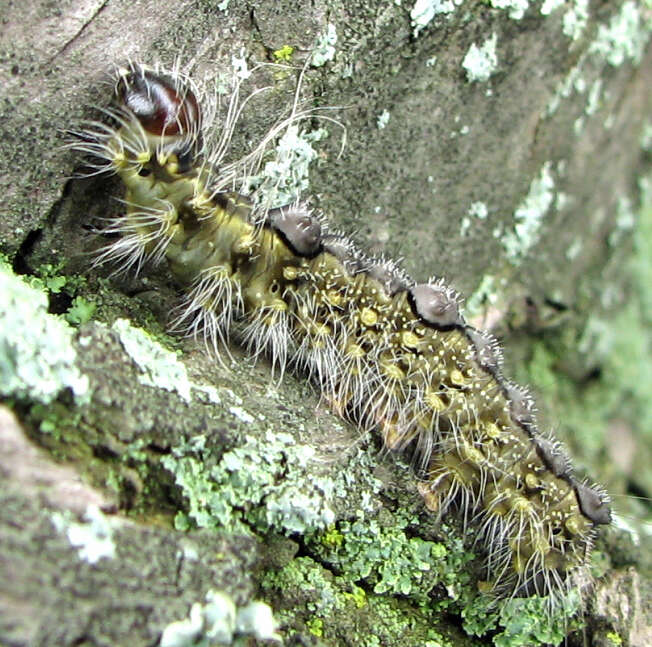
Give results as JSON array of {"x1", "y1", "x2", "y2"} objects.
[
  {"x1": 111, "y1": 318, "x2": 220, "y2": 404},
  {"x1": 160, "y1": 590, "x2": 281, "y2": 647},
  {"x1": 311, "y1": 514, "x2": 468, "y2": 603},
  {"x1": 162, "y1": 431, "x2": 337, "y2": 535},
  {"x1": 377, "y1": 109, "x2": 390, "y2": 129},
  {"x1": 540, "y1": 0, "x2": 564, "y2": 15},
  {"x1": 562, "y1": 0, "x2": 589, "y2": 41},
  {"x1": 462, "y1": 33, "x2": 499, "y2": 83},
  {"x1": 490, "y1": 0, "x2": 530, "y2": 21},
  {"x1": 500, "y1": 162, "x2": 556, "y2": 264},
  {"x1": 410, "y1": 0, "x2": 462, "y2": 37},
  {"x1": 589, "y1": 1, "x2": 650, "y2": 67},
  {"x1": 460, "y1": 201, "x2": 489, "y2": 236},
  {"x1": 547, "y1": 2, "x2": 650, "y2": 117},
  {"x1": 462, "y1": 590, "x2": 582, "y2": 647},
  {"x1": 311, "y1": 23, "x2": 337, "y2": 67},
  {"x1": 246, "y1": 125, "x2": 329, "y2": 210},
  {"x1": 51, "y1": 504, "x2": 116, "y2": 564},
  {"x1": 0, "y1": 263, "x2": 90, "y2": 405}
]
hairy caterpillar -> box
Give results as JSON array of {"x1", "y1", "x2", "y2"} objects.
[{"x1": 73, "y1": 61, "x2": 612, "y2": 604}]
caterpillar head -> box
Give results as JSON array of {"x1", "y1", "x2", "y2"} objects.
[
  {"x1": 116, "y1": 66, "x2": 201, "y2": 137},
  {"x1": 115, "y1": 65, "x2": 203, "y2": 172}
]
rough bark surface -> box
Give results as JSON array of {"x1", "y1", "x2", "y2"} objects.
[{"x1": 1, "y1": 1, "x2": 651, "y2": 646}]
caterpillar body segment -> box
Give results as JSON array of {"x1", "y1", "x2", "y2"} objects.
[{"x1": 76, "y1": 63, "x2": 611, "y2": 603}]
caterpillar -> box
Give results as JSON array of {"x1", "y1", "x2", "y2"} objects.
[{"x1": 73, "y1": 61, "x2": 611, "y2": 605}]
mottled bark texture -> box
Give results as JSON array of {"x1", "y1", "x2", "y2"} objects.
[{"x1": 0, "y1": 1, "x2": 650, "y2": 646}]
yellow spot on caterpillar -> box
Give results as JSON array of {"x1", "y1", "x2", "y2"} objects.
[
  {"x1": 283, "y1": 266, "x2": 299, "y2": 281},
  {"x1": 484, "y1": 422, "x2": 501, "y2": 439},
  {"x1": 345, "y1": 343, "x2": 365, "y2": 359},
  {"x1": 565, "y1": 516, "x2": 581, "y2": 535},
  {"x1": 450, "y1": 368, "x2": 466, "y2": 386},
  {"x1": 381, "y1": 361, "x2": 405, "y2": 381},
  {"x1": 425, "y1": 390, "x2": 445, "y2": 411},
  {"x1": 401, "y1": 330, "x2": 420, "y2": 348},
  {"x1": 312, "y1": 322, "x2": 331, "y2": 337},
  {"x1": 512, "y1": 495, "x2": 533, "y2": 514},
  {"x1": 165, "y1": 154, "x2": 179, "y2": 175},
  {"x1": 525, "y1": 473, "x2": 539, "y2": 489},
  {"x1": 360, "y1": 307, "x2": 378, "y2": 327},
  {"x1": 462, "y1": 444, "x2": 485, "y2": 466},
  {"x1": 324, "y1": 289, "x2": 343, "y2": 307},
  {"x1": 136, "y1": 151, "x2": 151, "y2": 165},
  {"x1": 113, "y1": 151, "x2": 129, "y2": 168}
]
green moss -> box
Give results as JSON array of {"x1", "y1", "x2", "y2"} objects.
[
  {"x1": 605, "y1": 631, "x2": 624, "y2": 646},
  {"x1": 0, "y1": 263, "x2": 90, "y2": 405}
]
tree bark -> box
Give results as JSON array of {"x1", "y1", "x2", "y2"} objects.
[{"x1": 1, "y1": 1, "x2": 650, "y2": 646}]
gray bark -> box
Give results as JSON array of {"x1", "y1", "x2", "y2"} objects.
[{"x1": 1, "y1": 1, "x2": 650, "y2": 646}]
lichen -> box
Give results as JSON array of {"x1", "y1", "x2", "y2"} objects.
[
  {"x1": 500, "y1": 161, "x2": 556, "y2": 264},
  {"x1": 377, "y1": 109, "x2": 390, "y2": 129},
  {"x1": 162, "y1": 430, "x2": 337, "y2": 535},
  {"x1": 0, "y1": 262, "x2": 90, "y2": 405},
  {"x1": 547, "y1": 1, "x2": 650, "y2": 116},
  {"x1": 51, "y1": 505, "x2": 116, "y2": 564},
  {"x1": 589, "y1": 1, "x2": 650, "y2": 67},
  {"x1": 310, "y1": 513, "x2": 468, "y2": 604},
  {"x1": 111, "y1": 318, "x2": 220, "y2": 404},
  {"x1": 490, "y1": 0, "x2": 530, "y2": 21},
  {"x1": 261, "y1": 555, "x2": 454, "y2": 646},
  {"x1": 160, "y1": 590, "x2": 281, "y2": 647},
  {"x1": 311, "y1": 23, "x2": 337, "y2": 67},
  {"x1": 245, "y1": 125, "x2": 330, "y2": 209},
  {"x1": 462, "y1": 33, "x2": 499, "y2": 83},
  {"x1": 561, "y1": 0, "x2": 589, "y2": 41},
  {"x1": 410, "y1": 0, "x2": 461, "y2": 37},
  {"x1": 462, "y1": 591, "x2": 581, "y2": 647}
]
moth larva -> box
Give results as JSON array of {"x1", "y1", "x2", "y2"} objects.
[{"x1": 74, "y1": 61, "x2": 611, "y2": 605}]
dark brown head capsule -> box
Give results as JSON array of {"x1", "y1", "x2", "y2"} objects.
[
  {"x1": 408, "y1": 282, "x2": 464, "y2": 329},
  {"x1": 269, "y1": 204, "x2": 322, "y2": 258},
  {"x1": 117, "y1": 67, "x2": 201, "y2": 136}
]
